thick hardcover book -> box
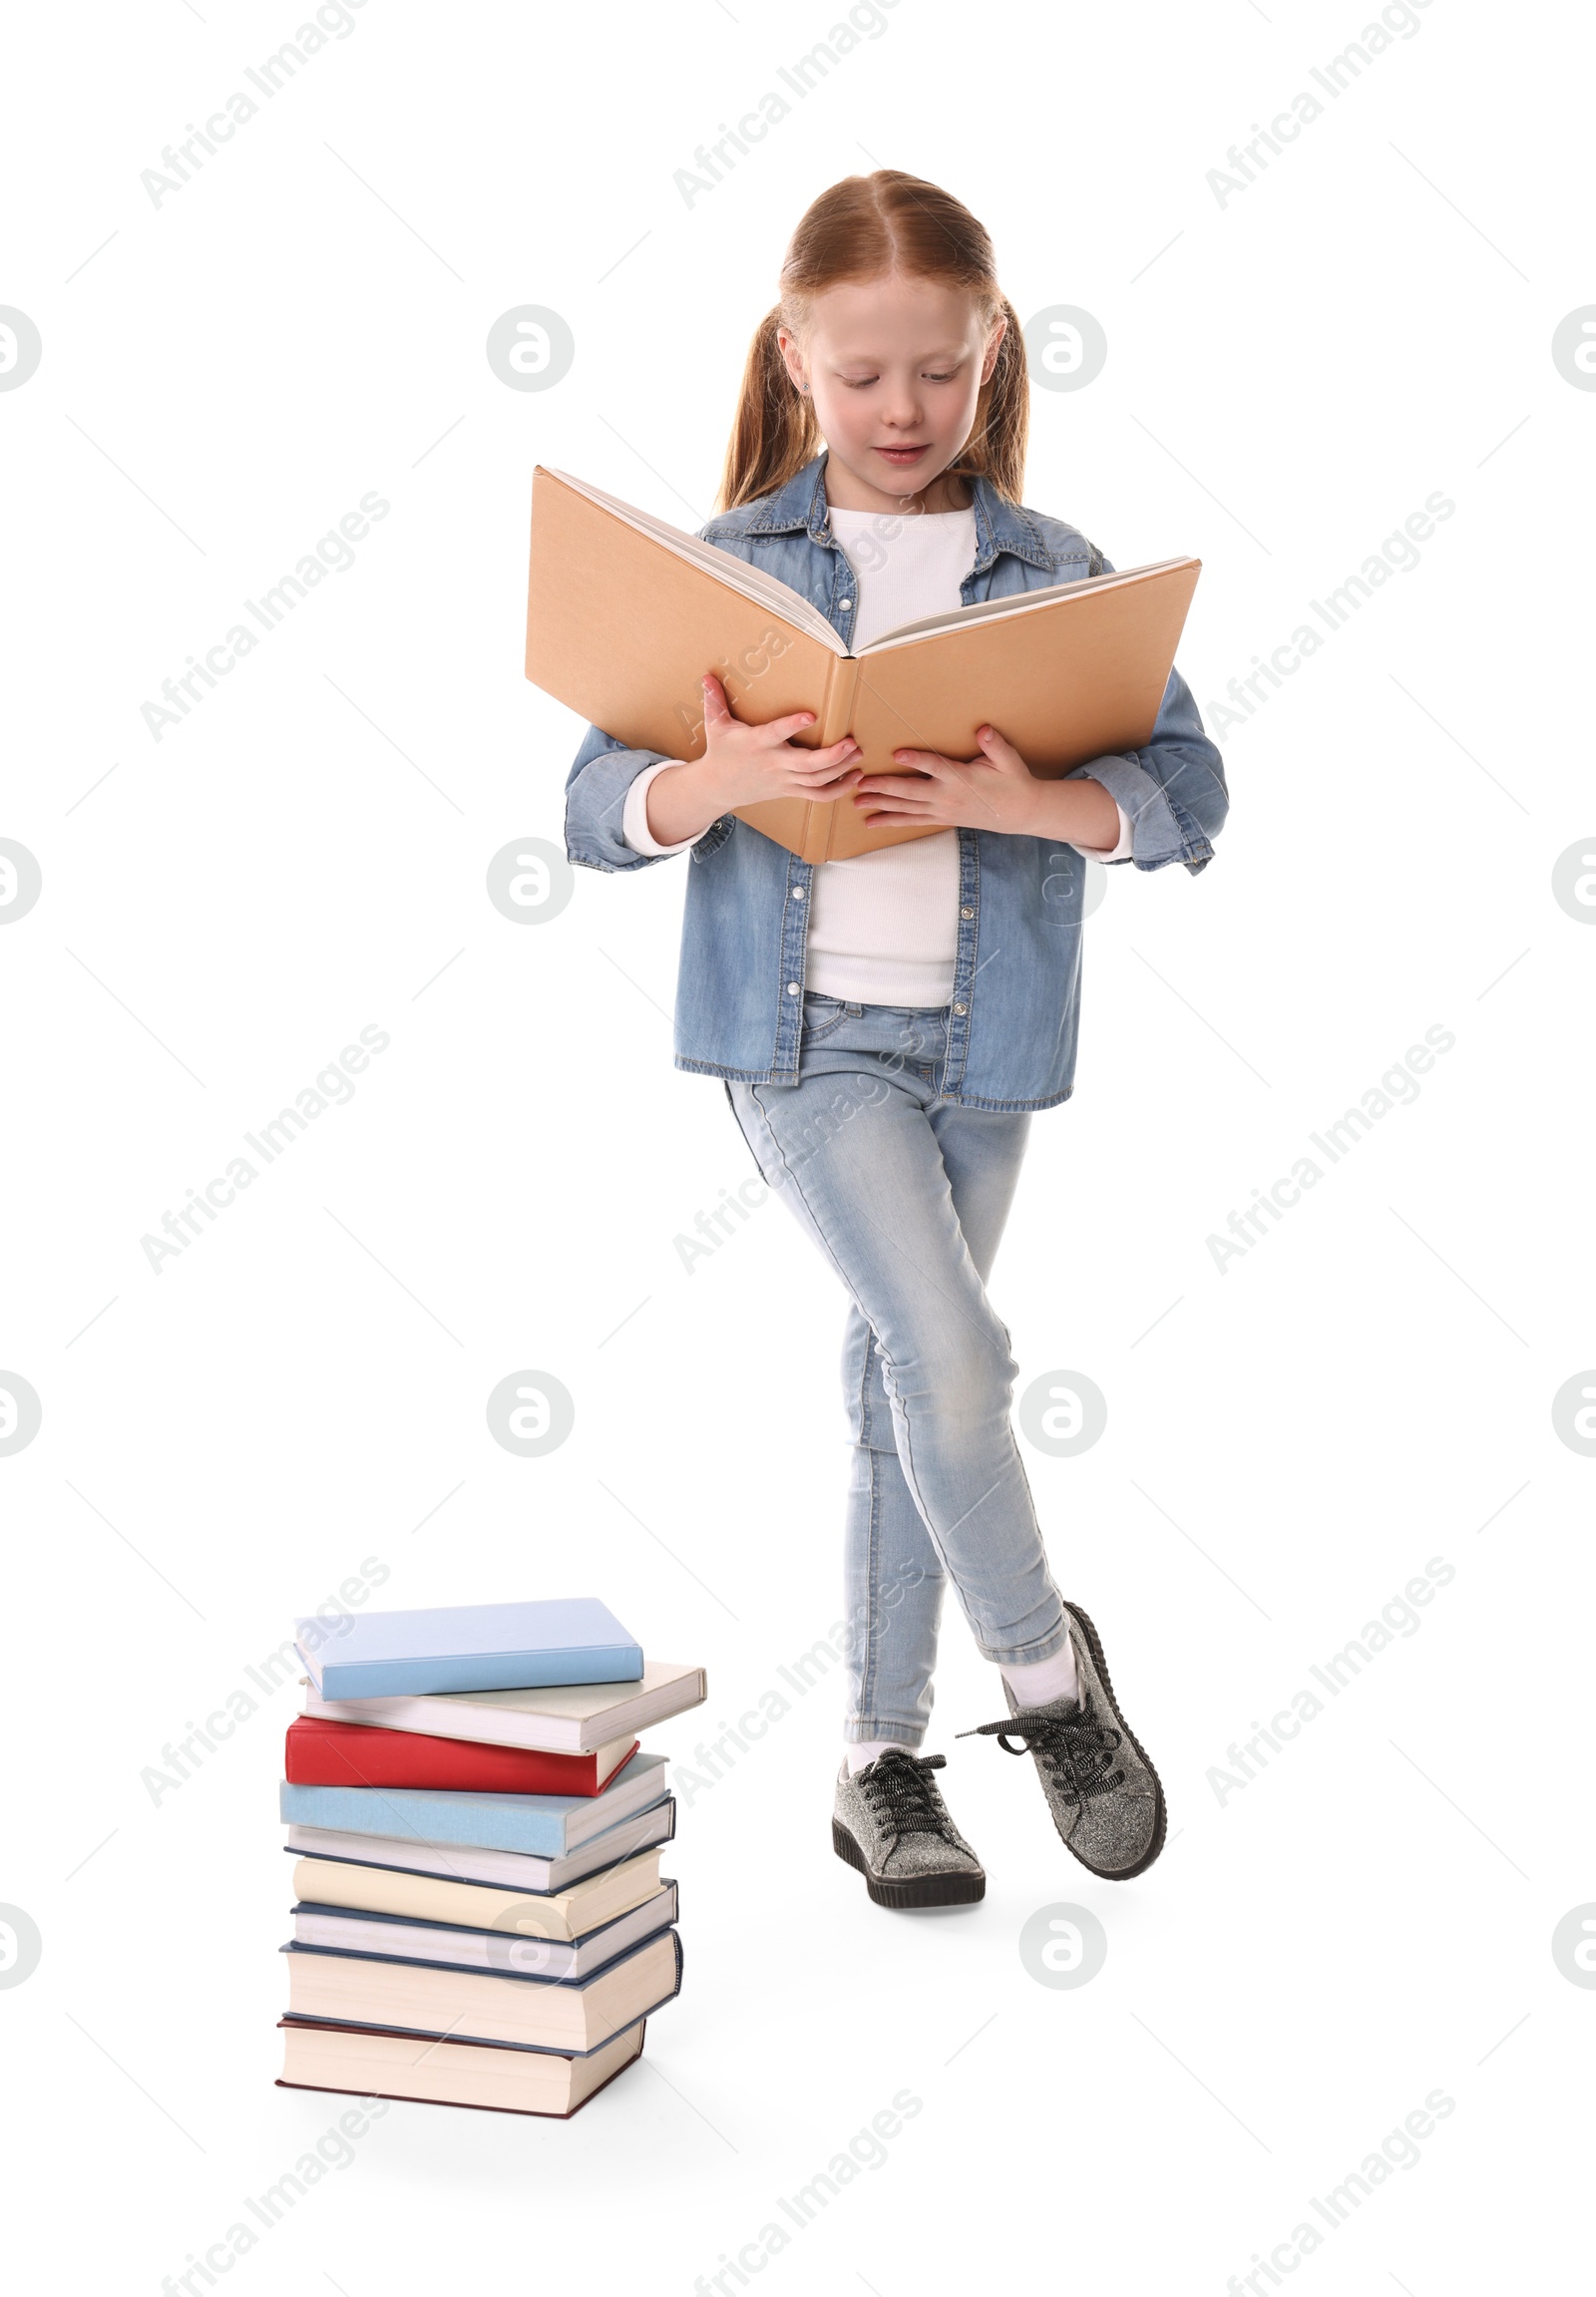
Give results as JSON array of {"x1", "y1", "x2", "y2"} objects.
[
  {"x1": 278, "y1": 1752, "x2": 668, "y2": 1857},
  {"x1": 290, "y1": 1881, "x2": 677, "y2": 1983},
  {"x1": 294, "y1": 1597, "x2": 642, "y2": 1701},
  {"x1": 284, "y1": 1716, "x2": 637, "y2": 1797},
  {"x1": 526, "y1": 463, "x2": 1201, "y2": 864},
  {"x1": 286, "y1": 1794, "x2": 675, "y2": 1894},
  {"x1": 292, "y1": 1875, "x2": 676, "y2": 1977},
  {"x1": 287, "y1": 1846, "x2": 667, "y2": 1939},
  {"x1": 281, "y1": 1926, "x2": 683, "y2": 2054},
  {"x1": 301, "y1": 1657, "x2": 706, "y2": 1754},
  {"x1": 276, "y1": 2014, "x2": 646, "y2": 2116}
]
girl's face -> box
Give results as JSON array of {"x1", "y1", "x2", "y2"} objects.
[{"x1": 777, "y1": 274, "x2": 1005, "y2": 516}]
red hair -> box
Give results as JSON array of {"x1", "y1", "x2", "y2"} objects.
[{"x1": 717, "y1": 169, "x2": 1027, "y2": 513}]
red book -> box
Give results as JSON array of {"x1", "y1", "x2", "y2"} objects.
[{"x1": 284, "y1": 1716, "x2": 639, "y2": 1797}]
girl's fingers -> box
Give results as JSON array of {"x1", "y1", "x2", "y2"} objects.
[
  {"x1": 785, "y1": 750, "x2": 855, "y2": 775},
  {"x1": 701, "y1": 681, "x2": 821, "y2": 741},
  {"x1": 855, "y1": 792, "x2": 936, "y2": 816},
  {"x1": 794, "y1": 767, "x2": 862, "y2": 793},
  {"x1": 758, "y1": 708, "x2": 822, "y2": 742}
]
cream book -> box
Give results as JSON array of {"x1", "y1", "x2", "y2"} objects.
[
  {"x1": 281, "y1": 1926, "x2": 680, "y2": 2053},
  {"x1": 288, "y1": 1846, "x2": 667, "y2": 1941},
  {"x1": 526, "y1": 463, "x2": 1201, "y2": 865},
  {"x1": 300, "y1": 1656, "x2": 706, "y2": 1754},
  {"x1": 277, "y1": 2014, "x2": 645, "y2": 2117}
]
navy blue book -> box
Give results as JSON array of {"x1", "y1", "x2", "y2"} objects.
[{"x1": 294, "y1": 1597, "x2": 643, "y2": 1700}]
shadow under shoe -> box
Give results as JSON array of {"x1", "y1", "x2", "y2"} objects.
[
  {"x1": 961, "y1": 1604, "x2": 1167, "y2": 1880},
  {"x1": 832, "y1": 1749, "x2": 986, "y2": 1908}
]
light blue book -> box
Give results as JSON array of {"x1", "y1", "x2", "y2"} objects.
[
  {"x1": 278, "y1": 1751, "x2": 668, "y2": 1858},
  {"x1": 294, "y1": 1597, "x2": 643, "y2": 1700}
]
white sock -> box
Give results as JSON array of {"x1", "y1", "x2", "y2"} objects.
[
  {"x1": 1002, "y1": 1637, "x2": 1079, "y2": 1711},
  {"x1": 844, "y1": 1739, "x2": 904, "y2": 1775}
]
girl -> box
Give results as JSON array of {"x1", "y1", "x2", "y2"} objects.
[{"x1": 566, "y1": 171, "x2": 1227, "y2": 1909}]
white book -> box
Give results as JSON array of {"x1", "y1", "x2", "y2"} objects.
[
  {"x1": 301, "y1": 1656, "x2": 706, "y2": 1753},
  {"x1": 291, "y1": 1881, "x2": 678, "y2": 1982},
  {"x1": 288, "y1": 1847, "x2": 667, "y2": 1941}
]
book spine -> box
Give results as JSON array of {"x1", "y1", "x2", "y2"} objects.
[{"x1": 808, "y1": 656, "x2": 862, "y2": 865}]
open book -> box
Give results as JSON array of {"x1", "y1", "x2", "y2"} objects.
[{"x1": 526, "y1": 466, "x2": 1201, "y2": 865}]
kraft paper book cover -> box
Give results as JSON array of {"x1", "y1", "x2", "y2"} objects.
[{"x1": 526, "y1": 464, "x2": 1200, "y2": 865}]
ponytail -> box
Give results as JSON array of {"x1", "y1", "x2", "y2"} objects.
[
  {"x1": 716, "y1": 307, "x2": 821, "y2": 518},
  {"x1": 717, "y1": 172, "x2": 1028, "y2": 514},
  {"x1": 944, "y1": 293, "x2": 1028, "y2": 507}
]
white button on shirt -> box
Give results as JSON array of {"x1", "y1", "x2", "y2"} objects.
[{"x1": 621, "y1": 499, "x2": 1130, "y2": 1007}]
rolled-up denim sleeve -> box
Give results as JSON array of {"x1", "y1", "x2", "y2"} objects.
[
  {"x1": 564, "y1": 722, "x2": 735, "y2": 874},
  {"x1": 1063, "y1": 558, "x2": 1229, "y2": 875},
  {"x1": 563, "y1": 723, "x2": 675, "y2": 873}
]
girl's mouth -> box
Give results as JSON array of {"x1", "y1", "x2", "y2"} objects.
[{"x1": 875, "y1": 444, "x2": 930, "y2": 465}]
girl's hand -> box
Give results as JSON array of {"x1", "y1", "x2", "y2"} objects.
[
  {"x1": 698, "y1": 672, "x2": 862, "y2": 809},
  {"x1": 852, "y1": 725, "x2": 1048, "y2": 834},
  {"x1": 641, "y1": 673, "x2": 862, "y2": 845},
  {"x1": 853, "y1": 726, "x2": 1122, "y2": 848}
]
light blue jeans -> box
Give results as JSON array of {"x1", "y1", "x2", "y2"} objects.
[{"x1": 728, "y1": 995, "x2": 1070, "y2": 1747}]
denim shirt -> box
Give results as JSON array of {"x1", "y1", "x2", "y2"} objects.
[{"x1": 563, "y1": 450, "x2": 1228, "y2": 1110}]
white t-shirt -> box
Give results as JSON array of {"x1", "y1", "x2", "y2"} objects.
[{"x1": 621, "y1": 499, "x2": 1130, "y2": 1006}]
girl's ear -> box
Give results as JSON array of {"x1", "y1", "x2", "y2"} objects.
[
  {"x1": 775, "y1": 325, "x2": 806, "y2": 396},
  {"x1": 981, "y1": 313, "x2": 1008, "y2": 385}
]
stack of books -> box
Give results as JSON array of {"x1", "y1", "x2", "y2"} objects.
[{"x1": 273, "y1": 1597, "x2": 706, "y2": 2119}]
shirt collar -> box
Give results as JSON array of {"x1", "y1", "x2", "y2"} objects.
[{"x1": 740, "y1": 448, "x2": 1054, "y2": 573}]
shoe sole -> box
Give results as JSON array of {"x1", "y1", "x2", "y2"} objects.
[
  {"x1": 1057, "y1": 1603, "x2": 1168, "y2": 1881},
  {"x1": 832, "y1": 1818, "x2": 986, "y2": 1907}
]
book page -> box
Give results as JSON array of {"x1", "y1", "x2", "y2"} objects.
[
  {"x1": 547, "y1": 468, "x2": 844, "y2": 652},
  {"x1": 857, "y1": 559, "x2": 1195, "y2": 655}
]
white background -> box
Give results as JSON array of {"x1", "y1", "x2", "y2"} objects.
[{"x1": 2, "y1": 0, "x2": 1592, "y2": 2289}]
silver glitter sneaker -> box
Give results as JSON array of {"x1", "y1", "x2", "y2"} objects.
[
  {"x1": 832, "y1": 1750, "x2": 987, "y2": 1908},
  {"x1": 961, "y1": 1605, "x2": 1166, "y2": 1880}
]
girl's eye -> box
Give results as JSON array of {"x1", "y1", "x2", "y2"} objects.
[{"x1": 841, "y1": 371, "x2": 961, "y2": 388}]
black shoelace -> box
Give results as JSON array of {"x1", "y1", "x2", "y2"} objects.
[
  {"x1": 960, "y1": 1693, "x2": 1125, "y2": 1804},
  {"x1": 857, "y1": 1749, "x2": 960, "y2": 1852}
]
